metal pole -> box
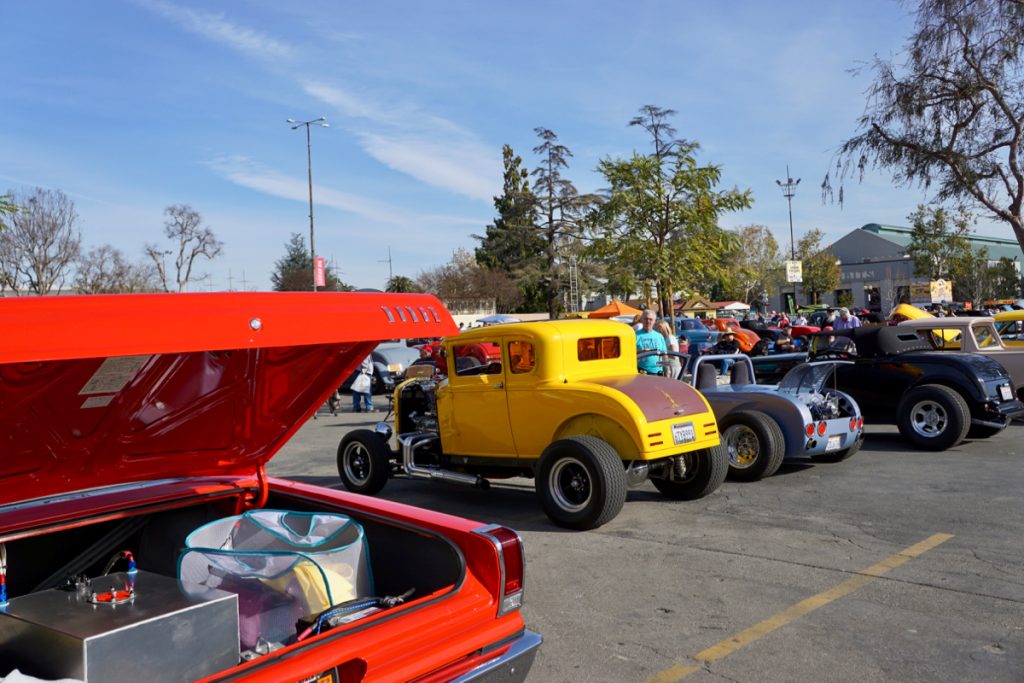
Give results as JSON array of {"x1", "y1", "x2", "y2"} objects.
[
  {"x1": 776, "y1": 166, "x2": 801, "y2": 312},
  {"x1": 305, "y1": 122, "x2": 316, "y2": 292}
]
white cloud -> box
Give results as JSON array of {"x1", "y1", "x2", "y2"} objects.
[
  {"x1": 207, "y1": 155, "x2": 482, "y2": 229},
  {"x1": 301, "y1": 81, "x2": 498, "y2": 202},
  {"x1": 136, "y1": 0, "x2": 293, "y2": 60}
]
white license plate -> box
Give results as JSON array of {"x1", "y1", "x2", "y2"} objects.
[
  {"x1": 826, "y1": 435, "x2": 841, "y2": 451},
  {"x1": 1000, "y1": 384, "x2": 1013, "y2": 401},
  {"x1": 672, "y1": 422, "x2": 696, "y2": 445}
]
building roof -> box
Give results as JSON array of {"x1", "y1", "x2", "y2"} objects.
[{"x1": 859, "y1": 223, "x2": 1023, "y2": 262}]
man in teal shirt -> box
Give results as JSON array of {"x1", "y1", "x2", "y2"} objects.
[{"x1": 635, "y1": 309, "x2": 667, "y2": 374}]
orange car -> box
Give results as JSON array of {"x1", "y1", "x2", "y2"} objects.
[
  {"x1": 710, "y1": 318, "x2": 763, "y2": 353},
  {"x1": 0, "y1": 292, "x2": 540, "y2": 683}
]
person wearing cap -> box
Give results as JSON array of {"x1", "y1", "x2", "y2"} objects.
[{"x1": 832, "y1": 307, "x2": 861, "y2": 330}]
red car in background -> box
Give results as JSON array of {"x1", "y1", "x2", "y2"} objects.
[{"x1": 0, "y1": 292, "x2": 540, "y2": 683}]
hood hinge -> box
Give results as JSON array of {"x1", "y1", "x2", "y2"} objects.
[{"x1": 244, "y1": 464, "x2": 270, "y2": 511}]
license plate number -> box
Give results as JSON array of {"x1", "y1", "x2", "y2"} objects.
[
  {"x1": 1000, "y1": 384, "x2": 1013, "y2": 400},
  {"x1": 826, "y1": 435, "x2": 841, "y2": 451},
  {"x1": 672, "y1": 422, "x2": 696, "y2": 445}
]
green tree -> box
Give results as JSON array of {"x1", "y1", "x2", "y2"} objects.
[
  {"x1": 905, "y1": 205, "x2": 973, "y2": 280},
  {"x1": 271, "y1": 233, "x2": 350, "y2": 291},
  {"x1": 474, "y1": 145, "x2": 545, "y2": 311},
  {"x1": 385, "y1": 275, "x2": 420, "y2": 293},
  {"x1": 988, "y1": 257, "x2": 1022, "y2": 298},
  {"x1": 726, "y1": 225, "x2": 785, "y2": 306},
  {"x1": 833, "y1": 0, "x2": 1024, "y2": 254},
  {"x1": 531, "y1": 128, "x2": 598, "y2": 318},
  {"x1": 592, "y1": 107, "x2": 752, "y2": 321},
  {"x1": 797, "y1": 229, "x2": 840, "y2": 304}
]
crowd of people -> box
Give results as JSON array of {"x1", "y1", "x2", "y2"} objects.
[{"x1": 631, "y1": 305, "x2": 866, "y2": 377}]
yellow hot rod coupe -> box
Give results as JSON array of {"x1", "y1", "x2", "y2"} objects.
[{"x1": 338, "y1": 320, "x2": 726, "y2": 529}]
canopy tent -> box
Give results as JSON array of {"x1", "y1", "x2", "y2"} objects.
[
  {"x1": 588, "y1": 300, "x2": 643, "y2": 319},
  {"x1": 475, "y1": 314, "x2": 521, "y2": 326}
]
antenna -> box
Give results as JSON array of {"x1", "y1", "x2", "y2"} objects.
[{"x1": 379, "y1": 246, "x2": 393, "y2": 281}]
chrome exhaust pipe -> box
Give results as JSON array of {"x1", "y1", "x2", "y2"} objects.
[{"x1": 396, "y1": 432, "x2": 488, "y2": 488}]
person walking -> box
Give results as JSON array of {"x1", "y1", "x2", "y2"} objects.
[
  {"x1": 635, "y1": 309, "x2": 667, "y2": 374},
  {"x1": 654, "y1": 319, "x2": 682, "y2": 378},
  {"x1": 350, "y1": 355, "x2": 374, "y2": 413}
]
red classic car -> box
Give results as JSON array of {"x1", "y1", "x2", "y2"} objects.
[{"x1": 0, "y1": 292, "x2": 539, "y2": 682}]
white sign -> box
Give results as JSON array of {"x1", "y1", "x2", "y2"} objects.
[{"x1": 785, "y1": 260, "x2": 803, "y2": 283}]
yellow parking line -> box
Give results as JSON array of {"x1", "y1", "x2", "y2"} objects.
[{"x1": 645, "y1": 533, "x2": 953, "y2": 683}]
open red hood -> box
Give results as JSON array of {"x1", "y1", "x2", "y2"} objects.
[{"x1": 0, "y1": 292, "x2": 456, "y2": 506}]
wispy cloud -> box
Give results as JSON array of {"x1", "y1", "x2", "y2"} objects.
[
  {"x1": 207, "y1": 155, "x2": 481, "y2": 228},
  {"x1": 135, "y1": 0, "x2": 293, "y2": 60},
  {"x1": 302, "y1": 81, "x2": 498, "y2": 203}
]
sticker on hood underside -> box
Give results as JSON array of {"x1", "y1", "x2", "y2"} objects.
[{"x1": 79, "y1": 355, "x2": 151, "y2": 395}]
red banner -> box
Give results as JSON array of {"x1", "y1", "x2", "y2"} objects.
[{"x1": 313, "y1": 256, "x2": 326, "y2": 288}]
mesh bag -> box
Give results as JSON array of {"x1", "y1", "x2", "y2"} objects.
[{"x1": 178, "y1": 510, "x2": 372, "y2": 649}]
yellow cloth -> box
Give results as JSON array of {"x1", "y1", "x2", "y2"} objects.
[{"x1": 261, "y1": 561, "x2": 356, "y2": 612}]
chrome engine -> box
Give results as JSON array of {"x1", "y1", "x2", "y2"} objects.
[
  {"x1": 398, "y1": 379, "x2": 440, "y2": 434},
  {"x1": 805, "y1": 391, "x2": 842, "y2": 421}
]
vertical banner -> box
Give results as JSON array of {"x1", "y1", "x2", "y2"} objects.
[
  {"x1": 785, "y1": 260, "x2": 803, "y2": 283},
  {"x1": 314, "y1": 256, "x2": 326, "y2": 288}
]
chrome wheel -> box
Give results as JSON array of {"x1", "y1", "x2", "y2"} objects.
[
  {"x1": 548, "y1": 456, "x2": 592, "y2": 513},
  {"x1": 724, "y1": 424, "x2": 760, "y2": 470},
  {"x1": 909, "y1": 399, "x2": 948, "y2": 438},
  {"x1": 341, "y1": 441, "x2": 372, "y2": 487}
]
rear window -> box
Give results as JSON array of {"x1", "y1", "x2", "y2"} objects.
[
  {"x1": 578, "y1": 337, "x2": 620, "y2": 361},
  {"x1": 509, "y1": 340, "x2": 536, "y2": 374}
]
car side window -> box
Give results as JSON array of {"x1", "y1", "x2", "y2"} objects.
[
  {"x1": 973, "y1": 325, "x2": 998, "y2": 348},
  {"x1": 925, "y1": 329, "x2": 962, "y2": 349},
  {"x1": 452, "y1": 341, "x2": 502, "y2": 376},
  {"x1": 508, "y1": 340, "x2": 536, "y2": 374}
]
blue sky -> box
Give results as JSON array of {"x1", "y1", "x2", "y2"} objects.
[{"x1": 2, "y1": 0, "x2": 976, "y2": 291}]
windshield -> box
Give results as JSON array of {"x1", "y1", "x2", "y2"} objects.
[{"x1": 778, "y1": 362, "x2": 842, "y2": 394}]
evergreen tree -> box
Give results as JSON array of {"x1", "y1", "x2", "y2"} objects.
[
  {"x1": 532, "y1": 128, "x2": 597, "y2": 318},
  {"x1": 474, "y1": 145, "x2": 545, "y2": 311},
  {"x1": 271, "y1": 233, "x2": 350, "y2": 291}
]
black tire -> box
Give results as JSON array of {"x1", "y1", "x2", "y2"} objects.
[
  {"x1": 811, "y1": 436, "x2": 861, "y2": 463},
  {"x1": 337, "y1": 429, "x2": 393, "y2": 494},
  {"x1": 896, "y1": 384, "x2": 971, "y2": 451},
  {"x1": 719, "y1": 410, "x2": 786, "y2": 481},
  {"x1": 650, "y1": 444, "x2": 729, "y2": 500},
  {"x1": 536, "y1": 436, "x2": 627, "y2": 530},
  {"x1": 966, "y1": 423, "x2": 1005, "y2": 439}
]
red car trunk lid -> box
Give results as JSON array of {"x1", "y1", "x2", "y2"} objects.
[{"x1": 0, "y1": 292, "x2": 456, "y2": 506}]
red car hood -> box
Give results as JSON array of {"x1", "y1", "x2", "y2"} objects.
[{"x1": 0, "y1": 292, "x2": 456, "y2": 506}]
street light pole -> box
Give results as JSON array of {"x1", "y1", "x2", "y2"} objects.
[
  {"x1": 287, "y1": 116, "x2": 329, "y2": 291},
  {"x1": 776, "y1": 166, "x2": 801, "y2": 310}
]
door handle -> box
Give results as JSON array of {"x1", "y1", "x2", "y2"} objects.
[{"x1": 494, "y1": 382, "x2": 504, "y2": 389}]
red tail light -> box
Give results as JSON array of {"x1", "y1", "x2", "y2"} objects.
[
  {"x1": 858, "y1": 417, "x2": 864, "y2": 429},
  {"x1": 817, "y1": 422, "x2": 826, "y2": 436},
  {"x1": 475, "y1": 525, "x2": 525, "y2": 616},
  {"x1": 849, "y1": 418, "x2": 857, "y2": 431},
  {"x1": 805, "y1": 424, "x2": 814, "y2": 437}
]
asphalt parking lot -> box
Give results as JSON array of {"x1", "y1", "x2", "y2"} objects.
[{"x1": 271, "y1": 409, "x2": 1024, "y2": 683}]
